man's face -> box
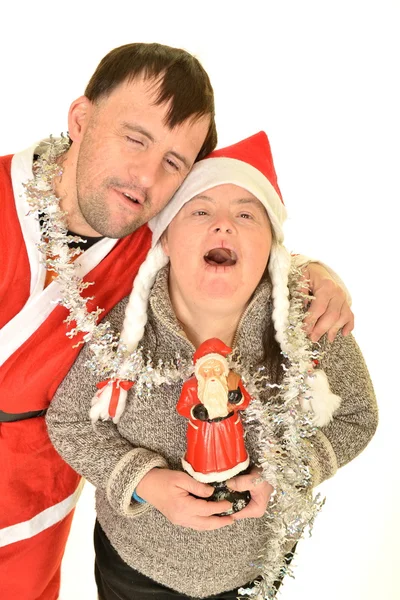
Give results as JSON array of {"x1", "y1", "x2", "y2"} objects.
[{"x1": 72, "y1": 77, "x2": 210, "y2": 238}]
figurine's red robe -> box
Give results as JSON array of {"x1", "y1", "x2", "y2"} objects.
[{"x1": 177, "y1": 376, "x2": 251, "y2": 483}]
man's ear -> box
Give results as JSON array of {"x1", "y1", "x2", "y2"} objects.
[
  {"x1": 68, "y1": 96, "x2": 93, "y2": 143},
  {"x1": 160, "y1": 231, "x2": 170, "y2": 256}
]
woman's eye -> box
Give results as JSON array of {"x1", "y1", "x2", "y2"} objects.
[
  {"x1": 193, "y1": 210, "x2": 208, "y2": 216},
  {"x1": 239, "y1": 212, "x2": 253, "y2": 219}
]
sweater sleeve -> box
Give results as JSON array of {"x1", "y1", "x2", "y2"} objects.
[
  {"x1": 306, "y1": 332, "x2": 378, "y2": 487},
  {"x1": 46, "y1": 304, "x2": 168, "y2": 518}
]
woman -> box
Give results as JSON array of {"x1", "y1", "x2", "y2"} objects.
[{"x1": 47, "y1": 132, "x2": 377, "y2": 600}]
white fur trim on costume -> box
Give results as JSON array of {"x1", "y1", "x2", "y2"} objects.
[
  {"x1": 149, "y1": 157, "x2": 287, "y2": 246},
  {"x1": 304, "y1": 369, "x2": 342, "y2": 427},
  {"x1": 0, "y1": 147, "x2": 118, "y2": 366},
  {"x1": 194, "y1": 353, "x2": 229, "y2": 377},
  {"x1": 181, "y1": 456, "x2": 250, "y2": 483},
  {"x1": 120, "y1": 244, "x2": 169, "y2": 353},
  {"x1": 0, "y1": 478, "x2": 84, "y2": 547}
]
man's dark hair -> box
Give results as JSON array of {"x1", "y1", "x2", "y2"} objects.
[{"x1": 84, "y1": 43, "x2": 217, "y2": 161}]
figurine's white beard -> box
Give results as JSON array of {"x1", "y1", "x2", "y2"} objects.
[{"x1": 198, "y1": 376, "x2": 229, "y2": 420}]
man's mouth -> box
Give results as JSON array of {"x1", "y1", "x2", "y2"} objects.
[
  {"x1": 121, "y1": 191, "x2": 141, "y2": 204},
  {"x1": 204, "y1": 248, "x2": 238, "y2": 266}
]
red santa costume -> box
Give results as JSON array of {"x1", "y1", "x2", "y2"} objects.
[
  {"x1": 176, "y1": 338, "x2": 251, "y2": 483},
  {"x1": 0, "y1": 142, "x2": 151, "y2": 600}
]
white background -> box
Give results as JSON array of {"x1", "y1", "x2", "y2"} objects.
[{"x1": 1, "y1": 1, "x2": 398, "y2": 599}]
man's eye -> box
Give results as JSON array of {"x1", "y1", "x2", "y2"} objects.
[
  {"x1": 165, "y1": 158, "x2": 179, "y2": 171},
  {"x1": 239, "y1": 212, "x2": 253, "y2": 219},
  {"x1": 126, "y1": 136, "x2": 143, "y2": 145},
  {"x1": 193, "y1": 210, "x2": 208, "y2": 216}
]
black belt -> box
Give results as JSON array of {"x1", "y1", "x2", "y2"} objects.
[
  {"x1": 208, "y1": 410, "x2": 235, "y2": 423},
  {"x1": 0, "y1": 409, "x2": 47, "y2": 422}
]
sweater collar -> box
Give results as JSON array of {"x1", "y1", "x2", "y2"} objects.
[{"x1": 148, "y1": 266, "x2": 273, "y2": 364}]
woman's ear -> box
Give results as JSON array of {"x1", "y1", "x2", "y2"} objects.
[
  {"x1": 68, "y1": 96, "x2": 93, "y2": 143},
  {"x1": 160, "y1": 231, "x2": 170, "y2": 257}
]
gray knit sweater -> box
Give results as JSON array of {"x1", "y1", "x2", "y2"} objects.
[{"x1": 46, "y1": 268, "x2": 378, "y2": 598}]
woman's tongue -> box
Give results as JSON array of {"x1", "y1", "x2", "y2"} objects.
[{"x1": 204, "y1": 248, "x2": 237, "y2": 266}]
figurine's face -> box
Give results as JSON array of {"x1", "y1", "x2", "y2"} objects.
[
  {"x1": 198, "y1": 358, "x2": 226, "y2": 381},
  {"x1": 162, "y1": 183, "x2": 272, "y2": 312}
]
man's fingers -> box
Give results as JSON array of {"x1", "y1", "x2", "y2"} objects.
[
  {"x1": 307, "y1": 293, "x2": 343, "y2": 341},
  {"x1": 341, "y1": 317, "x2": 354, "y2": 337},
  {"x1": 308, "y1": 297, "x2": 355, "y2": 342},
  {"x1": 303, "y1": 295, "x2": 330, "y2": 334}
]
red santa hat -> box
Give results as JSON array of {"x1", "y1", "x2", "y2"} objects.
[
  {"x1": 90, "y1": 132, "x2": 341, "y2": 428},
  {"x1": 150, "y1": 131, "x2": 286, "y2": 247},
  {"x1": 193, "y1": 338, "x2": 232, "y2": 378}
]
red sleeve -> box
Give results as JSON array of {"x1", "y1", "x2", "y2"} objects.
[{"x1": 176, "y1": 378, "x2": 200, "y2": 418}]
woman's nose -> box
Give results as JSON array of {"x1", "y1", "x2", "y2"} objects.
[
  {"x1": 213, "y1": 225, "x2": 233, "y2": 234},
  {"x1": 211, "y1": 214, "x2": 235, "y2": 234}
]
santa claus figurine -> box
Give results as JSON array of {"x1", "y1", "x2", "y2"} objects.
[{"x1": 177, "y1": 338, "x2": 252, "y2": 513}]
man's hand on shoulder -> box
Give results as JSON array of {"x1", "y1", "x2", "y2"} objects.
[{"x1": 301, "y1": 262, "x2": 354, "y2": 343}]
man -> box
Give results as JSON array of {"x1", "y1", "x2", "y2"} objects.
[{"x1": 0, "y1": 43, "x2": 353, "y2": 600}]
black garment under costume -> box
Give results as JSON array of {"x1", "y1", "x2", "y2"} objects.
[{"x1": 94, "y1": 520, "x2": 292, "y2": 600}]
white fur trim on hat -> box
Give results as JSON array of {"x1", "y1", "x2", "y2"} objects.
[
  {"x1": 149, "y1": 157, "x2": 287, "y2": 247},
  {"x1": 182, "y1": 456, "x2": 250, "y2": 483}
]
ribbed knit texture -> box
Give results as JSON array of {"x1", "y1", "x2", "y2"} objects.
[{"x1": 47, "y1": 267, "x2": 378, "y2": 598}]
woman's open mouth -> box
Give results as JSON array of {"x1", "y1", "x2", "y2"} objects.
[{"x1": 204, "y1": 248, "x2": 238, "y2": 267}]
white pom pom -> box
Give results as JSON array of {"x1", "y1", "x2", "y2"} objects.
[
  {"x1": 89, "y1": 381, "x2": 130, "y2": 424},
  {"x1": 90, "y1": 385, "x2": 114, "y2": 424},
  {"x1": 306, "y1": 369, "x2": 341, "y2": 427},
  {"x1": 111, "y1": 387, "x2": 129, "y2": 424}
]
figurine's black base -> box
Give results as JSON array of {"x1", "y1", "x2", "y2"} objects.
[{"x1": 207, "y1": 481, "x2": 251, "y2": 515}]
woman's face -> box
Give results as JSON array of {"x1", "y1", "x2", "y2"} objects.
[{"x1": 162, "y1": 183, "x2": 273, "y2": 311}]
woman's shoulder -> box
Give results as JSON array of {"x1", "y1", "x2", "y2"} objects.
[{"x1": 106, "y1": 296, "x2": 129, "y2": 330}]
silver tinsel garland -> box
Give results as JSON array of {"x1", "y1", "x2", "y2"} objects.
[
  {"x1": 25, "y1": 136, "x2": 325, "y2": 600},
  {"x1": 23, "y1": 136, "x2": 153, "y2": 383},
  {"x1": 231, "y1": 277, "x2": 325, "y2": 599}
]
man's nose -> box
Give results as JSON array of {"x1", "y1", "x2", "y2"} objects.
[{"x1": 129, "y1": 152, "x2": 160, "y2": 188}]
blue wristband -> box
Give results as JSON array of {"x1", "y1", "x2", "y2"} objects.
[{"x1": 132, "y1": 489, "x2": 146, "y2": 504}]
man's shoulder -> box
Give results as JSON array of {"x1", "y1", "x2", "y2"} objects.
[
  {"x1": 0, "y1": 153, "x2": 13, "y2": 175},
  {"x1": 0, "y1": 154, "x2": 14, "y2": 195}
]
